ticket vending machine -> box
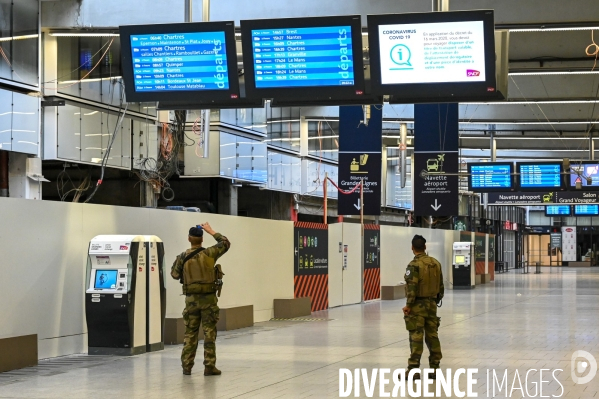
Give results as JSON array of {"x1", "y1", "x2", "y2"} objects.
[
  {"x1": 85, "y1": 235, "x2": 166, "y2": 355},
  {"x1": 452, "y1": 242, "x2": 474, "y2": 289}
]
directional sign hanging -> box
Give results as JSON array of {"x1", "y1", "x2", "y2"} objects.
[
  {"x1": 337, "y1": 152, "x2": 382, "y2": 215},
  {"x1": 413, "y1": 151, "x2": 459, "y2": 216}
]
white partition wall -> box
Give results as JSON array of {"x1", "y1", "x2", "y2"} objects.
[
  {"x1": 342, "y1": 223, "x2": 362, "y2": 305},
  {"x1": 380, "y1": 226, "x2": 457, "y2": 290},
  {"x1": 328, "y1": 223, "x2": 343, "y2": 308},
  {"x1": 0, "y1": 197, "x2": 294, "y2": 359}
]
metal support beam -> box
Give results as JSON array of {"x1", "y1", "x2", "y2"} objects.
[
  {"x1": 202, "y1": 0, "x2": 210, "y2": 22},
  {"x1": 490, "y1": 131, "x2": 497, "y2": 162},
  {"x1": 590, "y1": 133, "x2": 595, "y2": 161},
  {"x1": 432, "y1": 0, "x2": 449, "y2": 12},
  {"x1": 184, "y1": 0, "x2": 192, "y2": 22}
]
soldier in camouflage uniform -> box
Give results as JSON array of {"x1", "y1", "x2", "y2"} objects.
[
  {"x1": 171, "y1": 222, "x2": 230, "y2": 376},
  {"x1": 402, "y1": 234, "x2": 444, "y2": 377}
]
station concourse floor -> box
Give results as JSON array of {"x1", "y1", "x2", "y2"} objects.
[{"x1": 1, "y1": 268, "x2": 599, "y2": 398}]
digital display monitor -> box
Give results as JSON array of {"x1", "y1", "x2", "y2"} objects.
[
  {"x1": 367, "y1": 10, "x2": 497, "y2": 102},
  {"x1": 468, "y1": 162, "x2": 514, "y2": 192},
  {"x1": 569, "y1": 162, "x2": 599, "y2": 190},
  {"x1": 574, "y1": 205, "x2": 599, "y2": 216},
  {"x1": 517, "y1": 162, "x2": 564, "y2": 190},
  {"x1": 120, "y1": 21, "x2": 240, "y2": 103},
  {"x1": 454, "y1": 255, "x2": 465, "y2": 264},
  {"x1": 94, "y1": 270, "x2": 118, "y2": 289},
  {"x1": 545, "y1": 206, "x2": 571, "y2": 216},
  {"x1": 240, "y1": 15, "x2": 366, "y2": 105}
]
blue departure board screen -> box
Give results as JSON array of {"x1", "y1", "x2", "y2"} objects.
[
  {"x1": 545, "y1": 206, "x2": 571, "y2": 216},
  {"x1": 469, "y1": 163, "x2": 513, "y2": 191},
  {"x1": 574, "y1": 205, "x2": 599, "y2": 215},
  {"x1": 518, "y1": 163, "x2": 562, "y2": 189},
  {"x1": 130, "y1": 31, "x2": 229, "y2": 92},
  {"x1": 249, "y1": 26, "x2": 355, "y2": 88}
]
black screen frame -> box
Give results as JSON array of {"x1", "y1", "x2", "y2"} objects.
[
  {"x1": 240, "y1": 15, "x2": 366, "y2": 104},
  {"x1": 516, "y1": 161, "x2": 566, "y2": 192},
  {"x1": 119, "y1": 21, "x2": 240, "y2": 103},
  {"x1": 545, "y1": 205, "x2": 571, "y2": 217},
  {"x1": 573, "y1": 204, "x2": 599, "y2": 216},
  {"x1": 567, "y1": 161, "x2": 599, "y2": 191},
  {"x1": 367, "y1": 10, "x2": 497, "y2": 103},
  {"x1": 467, "y1": 162, "x2": 514, "y2": 192}
]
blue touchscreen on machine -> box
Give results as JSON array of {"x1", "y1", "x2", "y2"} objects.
[
  {"x1": 130, "y1": 31, "x2": 229, "y2": 92},
  {"x1": 94, "y1": 270, "x2": 118, "y2": 289},
  {"x1": 250, "y1": 26, "x2": 355, "y2": 88}
]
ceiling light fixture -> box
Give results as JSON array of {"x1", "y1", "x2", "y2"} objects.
[{"x1": 49, "y1": 32, "x2": 119, "y2": 37}]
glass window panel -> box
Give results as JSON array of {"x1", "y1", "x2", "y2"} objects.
[
  {"x1": 268, "y1": 151, "x2": 282, "y2": 190},
  {"x1": 121, "y1": 118, "x2": 132, "y2": 169},
  {"x1": 102, "y1": 78, "x2": 124, "y2": 106},
  {"x1": 252, "y1": 106, "x2": 267, "y2": 134},
  {"x1": 326, "y1": 164, "x2": 338, "y2": 199},
  {"x1": 80, "y1": 80, "x2": 102, "y2": 103},
  {"x1": 236, "y1": 108, "x2": 252, "y2": 129},
  {"x1": 80, "y1": 108, "x2": 102, "y2": 163},
  {"x1": 219, "y1": 132, "x2": 236, "y2": 178},
  {"x1": 0, "y1": 1, "x2": 11, "y2": 80},
  {"x1": 103, "y1": 111, "x2": 122, "y2": 167},
  {"x1": 266, "y1": 105, "x2": 300, "y2": 152},
  {"x1": 11, "y1": 92, "x2": 38, "y2": 155},
  {"x1": 11, "y1": 0, "x2": 39, "y2": 86},
  {"x1": 0, "y1": 88, "x2": 11, "y2": 151},
  {"x1": 291, "y1": 155, "x2": 301, "y2": 194},
  {"x1": 235, "y1": 137, "x2": 253, "y2": 180},
  {"x1": 132, "y1": 120, "x2": 146, "y2": 163},
  {"x1": 218, "y1": 108, "x2": 236, "y2": 125},
  {"x1": 57, "y1": 104, "x2": 81, "y2": 161},
  {"x1": 308, "y1": 120, "x2": 338, "y2": 162},
  {"x1": 251, "y1": 140, "x2": 267, "y2": 183},
  {"x1": 306, "y1": 160, "x2": 325, "y2": 197},
  {"x1": 139, "y1": 103, "x2": 157, "y2": 117},
  {"x1": 281, "y1": 154, "x2": 293, "y2": 192}
]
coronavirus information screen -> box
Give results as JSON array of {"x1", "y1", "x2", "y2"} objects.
[
  {"x1": 470, "y1": 164, "x2": 512, "y2": 190},
  {"x1": 250, "y1": 26, "x2": 355, "y2": 88},
  {"x1": 130, "y1": 31, "x2": 229, "y2": 92},
  {"x1": 378, "y1": 21, "x2": 486, "y2": 84},
  {"x1": 519, "y1": 163, "x2": 562, "y2": 189}
]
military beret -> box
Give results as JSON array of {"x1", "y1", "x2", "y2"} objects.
[{"x1": 189, "y1": 226, "x2": 204, "y2": 237}]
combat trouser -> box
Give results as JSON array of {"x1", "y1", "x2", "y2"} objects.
[
  {"x1": 181, "y1": 294, "x2": 219, "y2": 370},
  {"x1": 404, "y1": 297, "x2": 442, "y2": 370}
]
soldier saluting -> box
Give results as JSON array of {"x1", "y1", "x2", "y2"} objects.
[
  {"x1": 171, "y1": 222, "x2": 230, "y2": 376},
  {"x1": 402, "y1": 235, "x2": 444, "y2": 378}
]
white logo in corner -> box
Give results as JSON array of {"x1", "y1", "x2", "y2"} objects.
[
  {"x1": 571, "y1": 350, "x2": 597, "y2": 384},
  {"x1": 406, "y1": 270, "x2": 411, "y2": 276}
]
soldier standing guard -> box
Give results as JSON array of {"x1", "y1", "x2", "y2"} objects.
[
  {"x1": 402, "y1": 234, "x2": 444, "y2": 378},
  {"x1": 171, "y1": 222, "x2": 230, "y2": 376}
]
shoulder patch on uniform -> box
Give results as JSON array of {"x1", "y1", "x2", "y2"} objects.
[{"x1": 406, "y1": 270, "x2": 411, "y2": 276}]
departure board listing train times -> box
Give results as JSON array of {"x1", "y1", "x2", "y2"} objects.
[
  {"x1": 250, "y1": 26, "x2": 355, "y2": 88},
  {"x1": 519, "y1": 164, "x2": 562, "y2": 189},
  {"x1": 378, "y1": 21, "x2": 486, "y2": 85},
  {"x1": 130, "y1": 31, "x2": 230, "y2": 92},
  {"x1": 469, "y1": 164, "x2": 512, "y2": 189}
]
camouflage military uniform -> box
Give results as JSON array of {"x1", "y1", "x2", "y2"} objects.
[
  {"x1": 171, "y1": 233, "x2": 230, "y2": 371},
  {"x1": 404, "y1": 253, "x2": 444, "y2": 370}
]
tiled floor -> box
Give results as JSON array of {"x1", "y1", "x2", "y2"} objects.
[{"x1": 1, "y1": 268, "x2": 599, "y2": 398}]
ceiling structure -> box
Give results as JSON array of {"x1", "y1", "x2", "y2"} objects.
[{"x1": 41, "y1": 0, "x2": 599, "y2": 162}]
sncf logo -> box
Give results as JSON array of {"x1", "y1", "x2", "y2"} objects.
[
  {"x1": 467, "y1": 69, "x2": 481, "y2": 77},
  {"x1": 119, "y1": 245, "x2": 129, "y2": 251}
]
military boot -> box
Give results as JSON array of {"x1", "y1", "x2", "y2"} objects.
[
  {"x1": 183, "y1": 368, "x2": 192, "y2": 375},
  {"x1": 204, "y1": 366, "x2": 221, "y2": 376}
]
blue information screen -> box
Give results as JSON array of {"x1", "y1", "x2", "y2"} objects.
[
  {"x1": 574, "y1": 205, "x2": 599, "y2": 215},
  {"x1": 130, "y1": 31, "x2": 229, "y2": 92},
  {"x1": 570, "y1": 163, "x2": 599, "y2": 188},
  {"x1": 546, "y1": 206, "x2": 571, "y2": 216},
  {"x1": 94, "y1": 270, "x2": 118, "y2": 289},
  {"x1": 470, "y1": 164, "x2": 512, "y2": 189},
  {"x1": 519, "y1": 163, "x2": 562, "y2": 189},
  {"x1": 250, "y1": 26, "x2": 355, "y2": 88}
]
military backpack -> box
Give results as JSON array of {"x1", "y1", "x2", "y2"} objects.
[
  {"x1": 416, "y1": 256, "x2": 441, "y2": 298},
  {"x1": 181, "y1": 248, "x2": 225, "y2": 296}
]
